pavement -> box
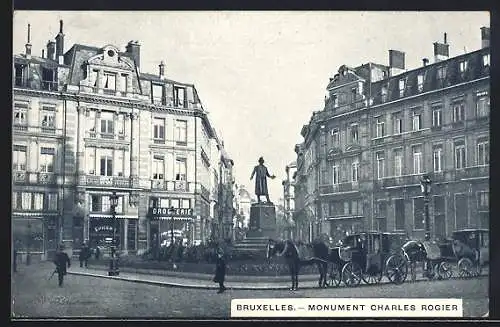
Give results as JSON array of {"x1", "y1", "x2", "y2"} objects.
[
  {"x1": 11, "y1": 262, "x2": 490, "y2": 318},
  {"x1": 68, "y1": 264, "x2": 489, "y2": 290}
]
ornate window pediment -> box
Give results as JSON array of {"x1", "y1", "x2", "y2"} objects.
[{"x1": 87, "y1": 45, "x2": 135, "y2": 71}]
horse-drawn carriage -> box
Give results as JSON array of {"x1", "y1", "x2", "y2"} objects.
[
  {"x1": 401, "y1": 228, "x2": 489, "y2": 281},
  {"x1": 327, "y1": 231, "x2": 409, "y2": 287}
]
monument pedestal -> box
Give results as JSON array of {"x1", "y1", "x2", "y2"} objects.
[{"x1": 233, "y1": 203, "x2": 277, "y2": 258}]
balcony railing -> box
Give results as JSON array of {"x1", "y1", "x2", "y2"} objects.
[
  {"x1": 319, "y1": 182, "x2": 358, "y2": 194},
  {"x1": 455, "y1": 166, "x2": 489, "y2": 180},
  {"x1": 37, "y1": 172, "x2": 57, "y2": 185},
  {"x1": 150, "y1": 180, "x2": 193, "y2": 192},
  {"x1": 13, "y1": 171, "x2": 58, "y2": 185},
  {"x1": 380, "y1": 175, "x2": 422, "y2": 188},
  {"x1": 13, "y1": 124, "x2": 28, "y2": 132},
  {"x1": 81, "y1": 175, "x2": 132, "y2": 188},
  {"x1": 13, "y1": 171, "x2": 27, "y2": 183}
]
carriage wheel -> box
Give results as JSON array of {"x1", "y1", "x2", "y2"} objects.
[
  {"x1": 437, "y1": 261, "x2": 453, "y2": 280},
  {"x1": 385, "y1": 254, "x2": 408, "y2": 285},
  {"x1": 361, "y1": 267, "x2": 383, "y2": 285},
  {"x1": 458, "y1": 258, "x2": 474, "y2": 278},
  {"x1": 328, "y1": 262, "x2": 341, "y2": 287},
  {"x1": 341, "y1": 262, "x2": 362, "y2": 287}
]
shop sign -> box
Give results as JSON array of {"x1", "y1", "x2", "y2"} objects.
[
  {"x1": 149, "y1": 207, "x2": 194, "y2": 218},
  {"x1": 94, "y1": 225, "x2": 114, "y2": 233}
]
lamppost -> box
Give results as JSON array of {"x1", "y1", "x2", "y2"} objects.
[
  {"x1": 420, "y1": 174, "x2": 432, "y2": 240},
  {"x1": 108, "y1": 191, "x2": 119, "y2": 276}
]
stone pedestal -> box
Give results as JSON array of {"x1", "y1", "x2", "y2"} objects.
[{"x1": 246, "y1": 202, "x2": 277, "y2": 238}]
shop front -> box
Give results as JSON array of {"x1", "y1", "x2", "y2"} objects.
[
  {"x1": 12, "y1": 213, "x2": 58, "y2": 261},
  {"x1": 148, "y1": 207, "x2": 195, "y2": 249},
  {"x1": 88, "y1": 215, "x2": 138, "y2": 253}
]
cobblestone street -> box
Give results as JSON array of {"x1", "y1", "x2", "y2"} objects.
[{"x1": 11, "y1": 262, "x2": 489, "y2": 318}]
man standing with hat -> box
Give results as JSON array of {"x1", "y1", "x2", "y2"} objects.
[
  {"x1": 213, "y1": 246, "x2": 227, "y2": 293},
  {"x1": 53, "y1": 244, "x2": 71, "y2": 287}
]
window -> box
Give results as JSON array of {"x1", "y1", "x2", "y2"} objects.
[
  {"x1": 100, "y1": 152, "x2": 113, "y2": 176},
  {"x1": 459, "y1": 60, "x2": 468, "y2": 73},
  {"x1": 398, "y1": 79, "x2": 405, "y2": 97},
  {"x1": 394, "y1": 149, "x2": 403, "y2": 177},
  {"x1": 437, "y1": 66, "x2": 446, "y2": 84},
  {"x1": 47, "y1": 193, "x2": 58, "y2": 210},
  {"x1": 90, "y1": 70, "x2": 98, "y2": 88},
  {"x1": 376, "y1": 152, "x2": 385, "y2": 179},
  {"x1": 103, "y1": 73, "x2": 116, "y2": 90},
  {"x1": 381, "y1": 86, "x2": 388, "y2": 102},
  {"x1": 478, "y1": 192, "x2": 489, "y2": 208},
  {"x1": 40, "y1": 147, "x2": 55, "y2": 173},
  {"x1": 100, "y1": 112, "x2": 114, "y2": 135},
  {"x1": 483, "y1": 54, "x2": 490, "y2": 67},
  {"x1": 175, "y1": 158, "x2": 187, "y2": 181},
  {"x1": 476, "y1": 92, "x2": 489, "y2": 117},
  {"x1": 417, "y1": 74, "x2": 424, "y2": 92},
  {"x1": 332, "y1": 94, "x2": 338, "y2": 108},
  {"x1": 454, "y1": 142, "x2": 466, "y2": 169},
  {"x1": 22, "y1": 192, "x2": 32, "y2": 210},
  {"x1": 86, "y1": 147, "x2": 96, "y2": 174},
  {"x1": 432, "y1": 108, "x2": 442, "y2": 127},
  {"x1": 102, "y1": 195, "x2": 111, "y2": 213},
  {"x1": 14, "y1": 108, "x2": 27, "y2": 126},
  {"x1": 332, "y1": 164, "x2": 339, "y2": 184},
  {"x1": 13, "y1": 145, "x2": 27, "y2": 171},
  {"x1": 453, "y1": 102, "x2": 465, "y2": 122},
  {"x1": 331, "y1": 129, "x2": 339, "y2": 145},
  {"x1": 393, "y1": 113, "x2": 402, "y2": 134},
  {"x1": 90, "y1": 195, "x2": 101, "y2": 212},
  {"x1": 153, "y1": 118, "x2": 165, "y2": 140},
  {"x1": 412, "y1": 146, "x2": 422, "y2": 174},
  {"x1": 477, "y1": 140, "x2": 489, "y2": 166},
  {"x1": 171, "y1": 198, "x2": 180, "y2": 208},
  {"x1": 181, "y1": 199, "x2": 191, "y2": 208},
  {"x1": 41, "y1": 110, "x2": 55, "y2": 129},
  {"x1": 351, "y1": 160, "x2": 359, "y2": 182},
  {"x1": 175, "y1": 120, "x2": 187, "y2": 144},
  {"x1": 375, "y1": 117, "x2": 385, "y2": 138},
  {"x1": 350, "y1": 124, "x2": 359, "y2": 143},
  {"x1": 152, "y1": 155, "x2": 165, "y2": 180},
  {"x1": 395, "y1": 199, "x2": 405, "y2": 230},
  {"x1": 174, "y1": 87, "x2": 185, "y2": 107},
  {"x1": 116, "y1": 151, "x2": 124, "y2": 176},
  {"x1": 33, "y1": 193, "x2": 44, "y2": 210},
  {"x1": 116, "y1": 114, "x2": 124, "y2": 136},
  {"x1": 118, "y1": 74, "x2": 127, "y2": 92},
  {"x1": 412, "y1": 112, "x2": 421, "y2": 131},
  {"x1": 351, "y1": 87, "x2": 357, "y2": 103},
  {"x1": 413, "y1": 197, "x2": 425, "y2": 230},
  {"x1": 433, "y1": 146, "x2": 443, "y2": 172},
  {"x1": 152, "y1": 83, "x2": 163, "y2": 105},
  {"x1": 88, "y1": 110, "x2": 96, "y2": 133}
]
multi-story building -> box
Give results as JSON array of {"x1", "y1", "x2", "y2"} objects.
[
  {"x1": 233, "y1": 184, "x2": 252, "y2": 229},
  {"x1": 12, "y1": 20, "x2": 235, "y2": 258},
  {"x1": 282, "y1": 161, "x2": 298, "y2": 240},
  {"x1": 295, "y1": 27, "x2": 490, "y2": 243}
]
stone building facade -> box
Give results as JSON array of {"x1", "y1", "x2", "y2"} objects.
[
  {"x1": 294, "y1": 28, "x2": 490, "y2": 243},
  {"x1": 12, "y1": 21, "x2": 235, "y2": 258}
]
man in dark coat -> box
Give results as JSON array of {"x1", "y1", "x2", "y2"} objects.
[
  {"x1": 213, "y1": 247, "x2": 227, "y2": 293},
  {"x1": 250, "y1": 157, "x2": 276, "y2": 203},
  {"x1": 79, "y1": 242, "x2": 91, "y2": 268},
  {"x1": 53, "y1": 244, "x2": 71, "y2": 287}
]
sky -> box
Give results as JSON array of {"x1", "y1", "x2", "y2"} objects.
[{"x1": 13, "y1": 11, "x2": 490, "y2": 202}]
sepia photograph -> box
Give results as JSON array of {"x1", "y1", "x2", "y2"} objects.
[{"x1": 11, "y1": 10, "x2": 489, "y2": 319}]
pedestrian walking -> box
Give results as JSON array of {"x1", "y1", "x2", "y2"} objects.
[
  {"x1": 95, "y1": 246, "x2": 101, "y2": 260},
  {"x1": 213, "y1": 247, "x2": 227, "y2": 293},
  {"x1": 53, "y1": 244, "x2": 71, "y2": 287},
  {"x1": 79, "y1": 242, "x2": 91, "y2": 268}
]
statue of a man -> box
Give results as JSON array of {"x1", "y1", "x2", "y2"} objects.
[{"x1": 250, "y1": 157, "x2": 276, "y2": 203}]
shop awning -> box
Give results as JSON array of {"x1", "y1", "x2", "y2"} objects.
[
  {"x1": 12, "y1": 212, "x2": 58, "y2": 217},
  {"x1": 89, "y1": 214, "x2": 139, "y2": 219},
  {"x1": 152, "y1": 216, "x2": 193, "y2": 221}
]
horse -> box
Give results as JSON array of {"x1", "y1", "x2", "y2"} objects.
[{"x1": 266, "y1": 239, "x2": 330, "y2": 291}]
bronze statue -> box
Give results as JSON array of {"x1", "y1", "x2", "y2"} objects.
[{"x1": 250, "y1": 157, "x2": 276, "y2": 203}]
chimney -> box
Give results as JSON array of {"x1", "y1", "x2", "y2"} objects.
[
  {"x1": 42, "y1": 49, "x2": 45, "y2": 59},
  {"x1": 388, "y1": 49, "x2": 405, "y2": 76},
  {"x1": 423, "y1": 58, "x2": 429, "y2": 66},
  {"x1": 125, "y1": 40, "x2": 141, "y2": 70},
  {"x1": 433, "y1": 33, "x2": 450, "y2": 62},
  {"x1": 25, "y1": 24, "x2": 32, "y2": 59},
  {"x1": 47, "y1": 40, "x2": 56, "y2": 61},
  {"x1": 55, "y1": 20, "x2": 65, "y2": 64},
  {"x1": 159, "y1": 61, "x2": 165, "y2": 79},
  {"x1": 481, "y1": 26, "x2": 490, "y2": 48}
]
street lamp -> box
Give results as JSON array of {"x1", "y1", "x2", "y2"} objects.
[
  {"x1": 420, "y1": 174, "x2": 432, "y2": 240},
  {"x1": 108, "y1": 191, "x2": 119, "y2": 276}
]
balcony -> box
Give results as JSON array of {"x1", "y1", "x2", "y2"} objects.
[
  {"x1": 455, "y1": 166, "x2": 489, "y2": 181},
  {"x1": 319, "y1": 182, "x2": 358, "y2": 195},
  {"x1": 14, "y1": 79, "x2": 59, "y2": 92},
  {"x1": 13, "y1": 171, "x2": 27, "y2": 183},
  {"x1": 13, "y1": 124, "x2": 28, "y2": 132},
  {"x1": 380, "y1": 175, "x2": 422, "y2": 188},
  {"x1": 151, "y1": 180, "x2": 193, "y2": 192},
  {"x1": 81, "y1": 175, "x2": 132, "y2": 188},
  {"x1": 13, "y1": 171, "x2": 58, "y2": 185}
]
